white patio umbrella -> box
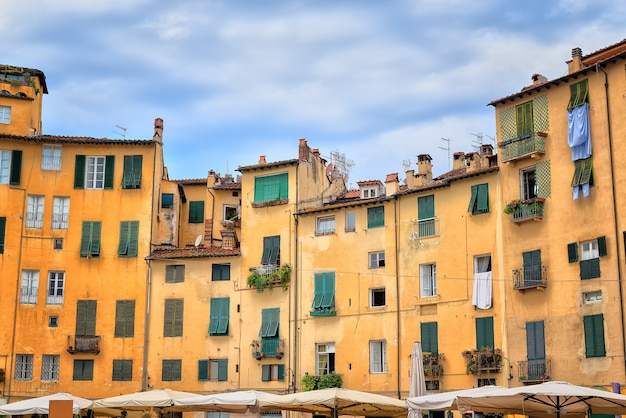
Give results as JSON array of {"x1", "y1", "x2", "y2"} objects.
[
  {"x1": 408, "y1": 342, "x2": 427, "y2": 418},
  {"x1": 407, "y1": 386, "x2": 507, "y2": 412},
  {"x1": 456, "y1": 381, "x2": 626, "y2": 418},
  {"x1": 258, "y1": 387, "x2": 407, "y2": 417},
  {"x1": 0, "y1": 392, "x2": 92, "y2": 415},
  {"x1": 92, "y1": 388, "x2": 199, "y2": 412},
  {"x1": 174, "y1": 390, "x2": 282, "y2": 413}
]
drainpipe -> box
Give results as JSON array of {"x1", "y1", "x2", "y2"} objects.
[
  {"x1": 292, "y1": 165, "x2": 299, "y2": 392},
  {"x1": 207, "y1": 188, "x2": 216, "y2": 246},
  {"x1": 142, "y1": 259, "x2": 152, "y2": 391},
  {"x1": 394, "y1": 197, "x2": 401, "y2": 399},
  {"x1": 597, "y1": 63, "x2": 626, "y2": 375}
]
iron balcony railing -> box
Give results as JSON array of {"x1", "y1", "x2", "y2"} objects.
[
  {"x1": 509, "y1": 199, "x2": 545, "y2": 223},
  {"x1": 500, "y1": 132, "x2": 546, "y2": 162},
  {"x1": 251, "y1": 338, "x2": 286, "y2": 359},
  {"x1": 415, "y1": 217, "x2": 439, "y2": 238},
  {"x1": 67, "y1": 335, "x2": 100, "y2": 354},
  {"x1": 513, "y1": 265, "x2": 547, "y2": 290},
  {"x1": 518, "y1": 359, "x2": 551, "y2": 382}
]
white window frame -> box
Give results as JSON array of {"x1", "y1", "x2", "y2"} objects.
[
  {"x1": 0, "y1": 106, "x2": 10, "y2": 124},
  {"x1": 474, "y1": 254, "x2": 492, "y2": 273},
  {"x1": 41, "y1": 145, "x2": 62, "y2": 171},
  {"x1": 15, "y1": 354, "x2": 33, "y2": 380},
  {"x1": 369, "y1": 340, "x2": 387, "y2": 373},
  {"x1": 581, "y1": 240, "x2": 599, "y2": 261},
  {"x1": 21, "y1": 270, "x2": 39, "y2": 304},
  {"x1": 369, "y1": 288, "x2": 386, "y2": 307},
  {"x1": 86, "y1": 156, "x2": 106, "y2": 189},
  {"x1": 316, "y1": 215, "x2": 335, "y2": 235},
  {"x1": 345, "y1": 211, "x2": 356, "y2": 232},
  {"x1": 583, "y1": 291, "x2": 602, "y2": 304},
  {"x1": 41, "y1": 354, "x2": 60, "y2": 381},
  {"x1": 52, "y1": 196, "x2": 70, "y2": 230},
  {"x1": 47, "y1": 271, "x2": 65, "y2": 305},
  {"x1": 0, "y1": 150, "x2": 11, "y2": 184},
  {"x1": 26, "y1": 195, "x2": 45, "y2": 228},
  {"x1": 368, "y1": 251, "x2": 385, "y2": 269},
  {"x1": 223, "y1": 205, "x2": 239, "y2": 223},
  {"x1": 316, "y1": 343, "x2": 336, "y2": 375},
  {"x1": 420, "y1": 263, "x2": 437, "y2": 297},
  {"x1": 520, "y1": 166, "x2": 537, "y2": 200}
]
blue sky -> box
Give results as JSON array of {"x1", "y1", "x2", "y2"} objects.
[{"x1": 2, "y1": 0, "x2": 624, "y2": 186}]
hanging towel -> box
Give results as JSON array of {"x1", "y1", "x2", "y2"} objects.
[
  {"x1": 567, "y1": 103, "x2": 591, "y2": 161},
  {"x1": 472, "y1": 271, "x2": 492, "y2": 309}
]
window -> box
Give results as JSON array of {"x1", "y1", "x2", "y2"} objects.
[
  {"x1": 568, "y1": 237, "x2": 606, "y2": 280},
  {"x1": 198, "y1": 359, "x2": 228, "y2": 381},
  {"x1": 261, "y1": 364, "x2": 285, "y2": 382},
  {"x1": 522, "y1": 249, "x2": 543, "y2": 286},
  {"x1": 0, "y1": 149, "x2": 22, "y2": 185},
  {"x1": 74, "y1": 155, "x2": 114, "y2": 189},
  {"x1": 259, "y1": 308, "x2": 280, "y2": 338},
  {"x1": 42, "y1": 145, "x2": 62, "y2": 171},
  {"x1": 80, "y1": 221, "x2": 102, "y2": 258},
  {"x1": 52, "y1": 197, "x2": 70, "y2": 229},
  {"x1": 165, "y1": 265, "x2": 185, "y2": 283},
  {"x1": 475, "y1": 255, "x2": 492, "y2": 273},
  {"x1": 516, "y1": 100, "x2": 533, "y2": 137},
  {"x1": 208, "y1": 297, "x2": 230, "y2": 336},
  {"x1": 118, "y1": 221, "x2": 139, "y2": 257},
  {"x1": 367, "y1": 206, "x2": 384, "y2": 228},
  {"x1": 369, "y1": 251, "x2": 385, "y2": 269},
  {"x1": 476, "y1": 316, "x2": 494, "y2": 349},
  {"x1": 312, "y1": 272, "x2": 335, "y2": 313},
  {"x1": 212, "y1": 264, "x2": 230, "y2": 281},
  {"x1": 161, "y1": 193, "x2": 174, "y2": 208},
  {"x1": 568, "y1": 79, "x2": 589, "y2": 109},
  {"x1": 76, "y1": 300, "x2": 97, "y2": 336},
  {"x1": 73, "y1": 359, "x2": 94, "y2": 381},
  {"x1": 369, "y1": 340, "x2": 387, "y2": 373},
  {"x1": 316, "y1": 343, "x2": 336, "y2": 375},
  {"x1": 526, "y1": 321, "x2": 546, "y2": 380},
  {"x1": 115, "y1": 300, "x2": 135, "y2": 338},
  {"x1": 420, "y1": 264, "x2": 436, "y2": 297},
  {"x1": 316, "y1": 215, "x2": 335, "y2": 235},
  {"x1": 0, "y1": 105, "x2": 10, "y2": 124},
  {"x1": 583, "y1": 291, "x2": 602, "y2": 303},
  {"x1": 261, "y1": 236, "x2": 280, "y2": 266},
  {"x1": 520, "y1": 166, "x2": 537, "y2": 200},
  {"x1": 420, "y1": 322, "x2": 438, "y2": 355},
  {"x1": 362, "y1": 187, "x2": 378, "y2": 199},
  {"x1": 468, "y1": 183, "x2": 489, "y2": 215},
  {"x1": 254, "y1": 173, "x2": 288, "y2": 203},
  {"x1": 418, "y1": 195, "x2": 435, "y2": 237},
  {"x1": 162, "y1": 359, "x2": 182, "y2": 381},
  {"x1": 345, "y1": 212, "x2": 356, "y2": 232},
  {"x1": 21, "y1": 270, "x2": 39, "y2": 304},
  {"x1": 47, "y1": 271, "x2": 64, "y2": 305},
  {"x1": 0, "y1": 217, "x2": 5, "y2": 254},
  {"x1": 571, "y1": 157, "x2": 593, "y2": 189},
  {"x1": 369, "y1": 288, "x2": 385, "y2": 307},
  {"x1": 164, "y1": 299, "x2": 184, "y2": 337},
  {"x1": 26, "y1": 195, "x2": 44, "y2": 228},
  {"x1": 189, "y1": 201, "x2": 204, "y2": 223},
  {"x1": 112, "y1": 360, "x2": 133, "y2": 381},
  {"x1": 583, "y1": 314, "x2": 606, "y2": 358},
  {"x1": 223, "y1": 205, "x2": 239, "y2": 222},
  {"x1": 42, "y1": 354, "x2": 60, "y2": 381},
  {"x1": 478, "y1": 378, "x2": 496, "y2": 387},
  {"x1": 122, "y1": 155, "x2": 142, "y2": 189},
  {"x1": 54, "y1": 238, "x2": 63, "y2": 250},
  {"x1": 15, "y1": 354, "x2": 33, "y2": 380},
  {"x1": 49, "y1": 316, "x2": 59, "y2": 327}
]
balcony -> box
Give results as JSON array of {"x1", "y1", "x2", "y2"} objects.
[
  {"x1": 423, "y1": 353, "x2": 444, "y2": 377},
  {"x1": 513, "y1": 266, "x2": 547, "y2": 290},
  {"x1": 251, "y1": 338, "x2": 285, "y2": 360},
  {"x1": 500, "y1": 132, "x2": 546, "y2": 163},
  {"x1": 505, "y1": 198, "x2": 544, "y2": 223},
  {"x1": 462, "y1": 347, "x2": 503, "y2": 374},
  {"x1": 67, "y1": 335, "x2": 100, "y2": 354},
  {"x1": 247, "y1": 264, "x2": 292, "y2": 293},
  {"x1": 518, "y1": 359, "x2": 551, "y2": 383}
]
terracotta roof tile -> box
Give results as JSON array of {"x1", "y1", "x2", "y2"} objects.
[
  {"x1": 0, "y1": 134, "x2": 155, "y2": 145},
  {"x1": 148, "y1": 246, "x2": 240, "y2": 260}
]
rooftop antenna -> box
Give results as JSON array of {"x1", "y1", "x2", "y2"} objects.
[
  {"x1": 471, "y1": 132, "x2": 497, "y2": 153},
  {"x1": 402, "y1": 159, "x2": 412, "y2": 172},
  {"x1": 325, "y1": 150, "x2": 355, "y2": 182},
  {"x1": 439, "y1": 137, "x2": 451, "y2": 171},
  {"x1": 114, "y1": 125, "x2": 127, "y2": 139}
]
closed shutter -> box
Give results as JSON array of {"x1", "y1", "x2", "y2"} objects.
[
  {"x1": 321, "y1": 273, "x2": 335, "y2": 309},
  {"x1": 277, "y1": 364, "x2": 285, "y2": 381},
  {"x1": 420, "y1": 322, "x2": 438, "y2": 355},
  {"x1": 76, "y1": 300, "x2": 97, "y2": 336},
  {"x1": 115, "y1": 300, "x2": 135, "y2": 338},
  {"x1": 476, "y1": 317, "x2": 494, "y2": 349},
  {"x1": 259, "y1": 308, "x2": 279, "y2": 338},
  {"x1": 526, "y1": 321, "x2": 545, "y2": 360},
  {"x1": 74, "y1": 155, "x2": 86, "y2": 189},
  {"x1": 189, "y1": 201, "x2": 204, "y2": 223},
  {"x1": 516, "y1": 101, "x2": 533, "y2": 137},
  {"x1": 418, "y1": 195, "x2": 434, "y2": 219},
  {"x1": 104, "y1": 155, "x2": 115, "y2": 189},
  {"x1": 198, "y1": 360, "x2": 209, "y2": 381},
  {"x1": 584, "y1": 314, "x2": 606, "y2": 358},
  {"x1": 164, "y1": 299, "x2": 184, "y2": 337},
  {"x1": 217, "y1": 359, "x2": 228, "y2": 381}
]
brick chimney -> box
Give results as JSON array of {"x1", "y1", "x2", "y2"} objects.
[
  {"x1": 299, "y1": 138, "x2": 310, "y2": 162},
  {"x1": 385, "y1": 173, "x2": 399, "y2": 195},
  {"x1": 453, "y1": 152, "x2": 466, "y2": 170},
  {"x1": 405, "y1": 169, "x2": 415, "y2": 189},
  {"x1": 259, "y1": 155, "x2": 266, "y2": 164},
  {"x1": 568, "y1": 47, "x2": 583, "y2": 74},
  {"x1": 415, "y1": 154, "x2": 433, "y2": 186},
  {"x1": 153, "y1": 118, "x2": 163, "y2": 144}
]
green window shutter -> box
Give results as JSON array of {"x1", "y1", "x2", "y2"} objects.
[
  {"x1": 476, "y1": 317, "x2": 494, "y2": 350},
  {"x1": 164, "y1": 299, "x2": 184, "y2": 337},
  {"x1": 367, "y1": 206, "x2": 384, "y2": 228},
  {"x1": 572, "y1": 158, "x2": 593, "y2": 187},
  {"x1": 277, "y1": 364, "x2": 285, "y2": 381},
  {"x1": 568, "y1": 79, "x2": 589, "y2": 109},
  {"x1": 418, "y1": 195, "x2": 435, "y2": 219},
  {"x1": 174, "y1": 299, "x2": 183, "y2": 336},
  {"x1": 567, "y1": 243, "x2": 578, "y2": 263},
  {"x1": 259, "y1": 309, "x2": 270, "y2": 337},
  {"x1": 217, "y1": 359, "x2": 228, "y2": 381},
  {"x1": 162, "y1": 193, "x2": 174, "y2": 208},
  {"x1": 112, "y1": 360, "x2": 122, "y2": 381},
  {"x1": 91, "y1": 222, "x2": 101, "y2": 256},
  {"x1": 198, "y1": 360, "x2": 209, "y2": 381},
  {"x1": 166, "y1": 265, "x2": 185, "y2": 283},
  {"x1": 128, "y1": 221, "x2": 139, "y2": 257},
  {"x1": 0, "y1": 217, "x2": 6, "y2": 254},
  {"x1": 133, "y1": 155, "x2": 142, "y2": 187},
  {"x1": 261, "y1": 236, "x2": 280, "y2": 265},
  {"x1": 516, "y1": 101, "x2": 533, "y2": 137},
  {"x1": 118, "y1": 222, "x2": 129, "y2": 256},
  {"x1": 76, "y1": 300, "x2": 97, "y2": 336},
  {"x1": 420, "y1": 322, "x2": 439, "y2": 355},
  {"x1": 115, "y1": 300, "x2": 135, "y2": 338},
  {"x1": 467, "y1": 185, "x2": 478, "y2": 213},
  {"x1": 584, "y1": 314, "x2": 606, "y2": 358},
  {"x1": 267, "y1": 308, "x2": 280, "y2": 338},
  {"x1": 217, "y1": 298, "x2": 230, "y2": 335},
  {"x1": 208, "y1": 298, "x2": 226, "y2": 335},
  {"x1": 571, "y1": 160, "x2": 583, "y2": 187},
  {"x1": 104, "y1": 155, "x2": 115, "y2": 189},
  {"x1": 9, "y1": 150, "x2": 22, "y2": 185},
  {"x1": 254, "y1": 173, "x2": 288, "y2": 203},
  {"x1": 73, "y1": 360, "x2": 93, "y2": 381},
  {"x1": 122, "y1": 155, "x2": 142, "y2": 189},
  {"x1": 476, "y1": 184, "x2": 489, "y2": 213},
  {"x1": 598, "y1": 236, "x2": 607, "y2": 256},
  {"x1": 261, "y1": 365, "x2": 271, "y2": 381},
  {"x1": 312, "y1": 273, "x2": 325, "y2": 309},
  {"x1": 212, "y1": 264, "x2": 230, "y2": 281},
  {"x1": 189, "y1": 201, "x2": 204, "y2": 223},
  {"x1": 112, "y1": 360, "x2": 132, "y2": 381},
  {"x1": 526, "y1": 321, "x2": 545, "y2": 360},
  {"x1": 321, "y1": 273, "x2": 335, "y2": 309},
  {"x1": 74, "y1": 155, "x2": 86, "y2": 189}
]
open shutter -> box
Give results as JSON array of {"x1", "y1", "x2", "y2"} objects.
[
  {"x1": 321, "y1": 273, "x2": 335, "y2": 308},
  {"x1": 91, "y1": 222, "x2": 101, "y2": 255},
  {"x1": 467, "y1": 186, "x2": 478, "y2": 213},
  {"x1": 217, "y1": 359, "x2": 228, "y2": 381},
  {"x1": 277, "y1": 364, "x2": 285, "y2": 381},
  {"x1": 217, "y1": 298, "x2": 229, "y2": 334},
  {"x1": 104, "y1": 156, "x2": 115, "y2": 189},
  {"x1": 259, "y1": 309, "x2": 270, "y2": 337},
  {"x1": 476, "y1": 184, "x2": 489, "y2": 213},
  {"x1": 0, "y1": 217, "x2": 6, "y2": 254},
  {"x1": 567, "y1": 243, "x2": 578, "y2": 263},
  {"x1": 268, "y1": 236, "x2": 280, "y2": 265},
  {"x1": 312, "y1": 273, "x2": 324, "y2": 309},
  {"x1": 208, "y1": 299, "x2": 219, "y2": 334},
  {"x1": 74, "y1": 155, "x2": 86, "y2": 189},
  {"x1": 133, "y1": 155, "x2": 142, "y2": 187},
  {"x1": 9, "y1": 150, "x2": 22, "y2": 185},
  {"x1": 128, "y1": 221, "x2": 139, "y2": 257},
  {"x1": 598, "y1": 236, "x2": 607, "y2": 256},
  {"x1": 122, "y1": 156, "x2": 133, "y2": 187},
  {"x1": 118, "y1": 222, "x2": 129, "y2": 255},
  {"x1": 267, "y1": 308, "x2": 279, "y2": 338}
]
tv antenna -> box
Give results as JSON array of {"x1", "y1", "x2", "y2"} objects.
[
  {"x1": 402, "y1": 159, "x2": 412, "y2": 172},
  {"x1": 439, "y1": 137, "x2": 451, "y2": 171},
  {"x1": 114, "y1": 125, "x2": 127, "y2": 139},
  {"x1": 325, "y1": 150, "x2": 355, "y2": 182},
  {"x1": 471, "y1": 132, "x2": 497, "y2": 152}
]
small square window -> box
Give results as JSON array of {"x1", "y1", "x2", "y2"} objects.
[
  {"x1": 316, "y1": 215, "x2": 335, "y2": 235},
  {"x1": 370, "y1": 288, "x2": 386, "y2": 307},
  {"x1": 54, "y1": 238, "x2": 63, "y2": 250},
  {"x1": 368, "y1": 251, "x2": 385, "y2": 269},
  {"x1": 162, "y1": 193, "x2": 174, "y2": 209},
  {"x1": 49, "y1": 316, "x2": 59, "y2": 327},
  {"x1": 584, "y1": 291, "x2": 602, "y2": 303}
]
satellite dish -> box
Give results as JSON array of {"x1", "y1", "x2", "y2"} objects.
[{"x1": 194, "y1": 235, "x2": 202, "y2": 248}]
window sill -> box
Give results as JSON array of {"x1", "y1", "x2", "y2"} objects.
[
  {"x1": 315, "y1": 231, "x2": 335, "y2": 236},
  {"x1": 252, "y1": 199, "x2": 288, "y2": 208},
  {"x1": 310, "y1": 310, "x2": 336, "y2": 317}
]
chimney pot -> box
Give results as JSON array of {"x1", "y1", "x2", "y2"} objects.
[{"x1": 259, "y1": 155, "x2": 266, "y2": 164}]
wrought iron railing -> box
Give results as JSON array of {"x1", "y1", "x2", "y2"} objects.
[
  {"x1": 500, "y1": 132, "x2": 546, "y2": 162},
  {"x1": 67, "y1": 335, "x2": 100, "y2": 354},
  {"x1": 518, "y1": 359, "x2": 551, "y2": 382},
  {"x1": 251, "y1": 338, "x2": 286, "y2": 359},
  {"x1": 513, "y1": 266, "x2": 547, "y2": 290}
]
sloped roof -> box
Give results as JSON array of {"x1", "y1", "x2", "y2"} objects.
[
  {"x1": 0, "y1": 134, "x2": 155, "y2": 145},
  {"x1": 147, "y1": 246, "x2": 240, "y2": 260}
]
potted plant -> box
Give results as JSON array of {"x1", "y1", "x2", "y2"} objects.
[{"x1": 301, "y1": 374, "x2": 317, "y2": 391}]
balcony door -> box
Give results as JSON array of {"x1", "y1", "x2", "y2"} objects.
[{"x1": 526, "y1": 321, "x2": 546, "y2": 380}]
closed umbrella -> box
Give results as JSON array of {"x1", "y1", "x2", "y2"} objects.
[
  {"x1": 408, "y1": 342, "x2": 427, "y2": 418},
  {"x1": 0, "y1": 392, "x2": 92, "y2": 415}
]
